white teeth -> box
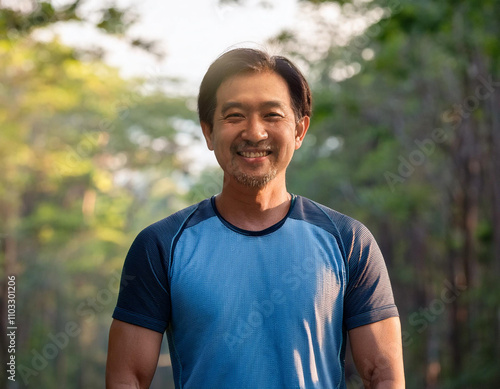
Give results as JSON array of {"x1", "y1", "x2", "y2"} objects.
[{"x1": 240, "y1": 151, "x2": 268, "y2": 158}]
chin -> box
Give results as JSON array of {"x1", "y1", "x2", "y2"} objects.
[{"x1": 234, "y1": 170, "x2": 277, "y2": 188}]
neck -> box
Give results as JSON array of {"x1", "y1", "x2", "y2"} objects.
[{"x1": 215, "y1": 174, "x2": 291, "y2": 231}]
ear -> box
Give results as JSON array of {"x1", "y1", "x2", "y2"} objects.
[
  {"x1": 201, "y1": 121, "x2": 214, "y2": 151},
  {"x1": 294, "y1": 116, "x2": 310, "y2": 150}
]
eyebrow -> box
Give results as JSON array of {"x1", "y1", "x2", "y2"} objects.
[
  {"x1": 220, "y1": 100, "x2": 287, "y2": 116},
  {"x1": 220, "y1": 102, "x2": 244, "y2": 116}
]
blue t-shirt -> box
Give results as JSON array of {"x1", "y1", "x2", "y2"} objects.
[{"x1": 113, "y1": 195, "x2": 398, "y2": 389}]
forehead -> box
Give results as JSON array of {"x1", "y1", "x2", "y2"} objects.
[{"x1": 215, "y1": 71, "x2": 292, "y2": 109}]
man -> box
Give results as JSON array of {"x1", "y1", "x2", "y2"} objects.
[{"x1": 106, "y1": 48, "x2": 405, "y2": 389}]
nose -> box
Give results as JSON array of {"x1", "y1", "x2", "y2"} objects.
[{"x1": 241, "y1": 116, "x2": 268, "y2": 143}]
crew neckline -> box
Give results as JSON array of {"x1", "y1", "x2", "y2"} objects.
[{"x1": 210, "y1": 194, "x2": 297, "y2": 236}]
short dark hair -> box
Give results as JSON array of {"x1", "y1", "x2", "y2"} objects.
[{"x1": 198, "y1": 48, "x2": 312, "y2": 129}]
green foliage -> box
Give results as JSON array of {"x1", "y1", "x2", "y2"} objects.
[
  {"x1": 0, "y1": 0, "x2": 162, "y2": 58},
  {"x1": 272, "y1": 0, "x2": 500, "y2": 387},
  {"x1": 0, "y1": 1, "x2": 80, "y2": 37},
  {"x1": 0, "y1": 23, "x2": 192, "y2": 388},
  {"x1": 2, "y1": 0, "x2": 499, "y2": 387}
]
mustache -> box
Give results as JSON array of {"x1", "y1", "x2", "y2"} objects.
[{"x1": 231, "y1": 141, "x2": 273, "y2": 153}]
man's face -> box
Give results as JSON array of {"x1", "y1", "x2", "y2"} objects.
[{"x1": 201, "y1": 70, "x2": 309, "y2": 188}]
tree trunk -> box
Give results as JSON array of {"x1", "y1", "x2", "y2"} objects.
[{"x1": 489, "y1": 82, "x2": 500, "y2": 364}]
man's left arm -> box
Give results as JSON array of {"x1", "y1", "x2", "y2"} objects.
[{"x1": 349, "y1": 316, "x2": 405, "y2": 389}]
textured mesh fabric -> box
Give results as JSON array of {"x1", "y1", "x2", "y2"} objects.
[{"x1": 113, "y1": 195, "x2": 398, "y2": 389}]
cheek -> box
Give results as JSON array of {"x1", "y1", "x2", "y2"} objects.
[{"x1": 212, "y1": 136, "x2": 234, "y2": 159}]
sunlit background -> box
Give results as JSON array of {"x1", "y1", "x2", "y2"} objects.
[{"x1": 1, "y1": 0, "x2": 500, "y2": 388}]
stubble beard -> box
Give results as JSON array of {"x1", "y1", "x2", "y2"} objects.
[
  {"x1": 233, "y1": 168, "x2": 278, "y2": 188},
  {"x1": 230, "y1": 141, "x2": 278, "y2": 188}
]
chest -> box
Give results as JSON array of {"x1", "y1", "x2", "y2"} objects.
[{"x1": 169, "y1": 218, "x2": 346, "y2": 329}]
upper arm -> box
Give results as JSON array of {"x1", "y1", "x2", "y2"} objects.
[
  {"x1": 349, "y1": 317, "x2": 405, "y2": 389},
  {"x1": 106, "y1": 319, "x2": 163, "y2": 389}
]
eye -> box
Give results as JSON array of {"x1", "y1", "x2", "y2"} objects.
[
  {"x1": 224, "y1": 113, "x2": 244, "y2": 120},
  {"x1": 265, "y1": 112, "x2": 284, "y2": 120}
]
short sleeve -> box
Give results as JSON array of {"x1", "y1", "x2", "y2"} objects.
[
  {"x1": 112, "y1": 226, "x2": 171, "y2": 333},
  {"x1": 341, "y1": 219, "x2": 399, "y2": 330}
]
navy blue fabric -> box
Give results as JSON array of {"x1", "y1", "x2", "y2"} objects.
[{"x1": 113, "y1": 203, "x2": 199, "y2": 332}]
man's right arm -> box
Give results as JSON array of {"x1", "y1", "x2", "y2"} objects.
[{"x1": 106, "y1": 319, "x2": 163, "y2": 389}]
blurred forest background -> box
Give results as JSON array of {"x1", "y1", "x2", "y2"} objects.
[{"x1": 1, "y1": 0, "x2": 499, "y2": 388}]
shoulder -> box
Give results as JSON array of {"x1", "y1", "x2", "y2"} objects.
[
  {"x1": 291, "y1": 195, "x2": 370, "y2": 237},
  {"x1": 291, "y1": 196, "x2": 380, "y2": 261},
  {"x1": 134, "y1": 198, "x2": 213, "y2": 247}
]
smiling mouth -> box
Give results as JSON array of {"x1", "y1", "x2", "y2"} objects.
[{"x1": 237, "y1": 151, "x2": 271, "y2": 158}]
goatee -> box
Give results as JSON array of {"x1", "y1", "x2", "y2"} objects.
[{"x1": 234, "y1": 169, "x2": 278, "y2": 188}]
